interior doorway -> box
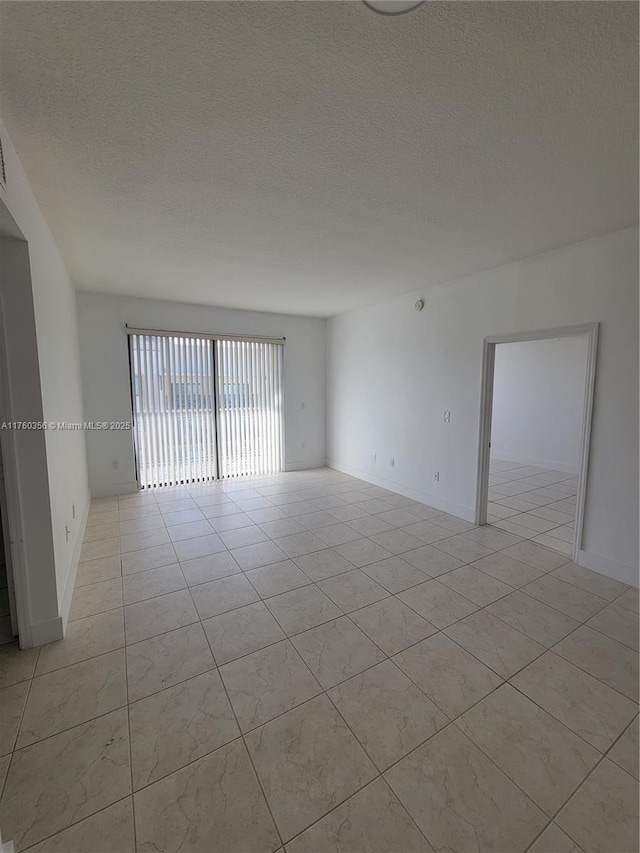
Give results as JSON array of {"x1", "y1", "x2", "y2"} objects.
[
  {"x1": 0, "y1": 205, "x2": 35, "y2": 648},
  {"x1": 475, "y1": 324, "x2": 599, "y2": 564}
]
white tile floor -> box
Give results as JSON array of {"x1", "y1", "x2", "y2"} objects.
[
  {"x1": 0, "y1": 467, "x2": 637, "y2": 852},
  {"x1": 488, "y1": 458, "x2": 578, "y2": 557}
]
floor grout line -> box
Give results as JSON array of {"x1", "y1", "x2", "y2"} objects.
[
  {"x1": 1, "y1": 467, "x2": 636, "y2": 852},
  {"x1": 199, "y1": 606, "x2": 287, "y2": 852},
  {"x1": 121, "y1": 551, "x2": 139, "y2": 853}
]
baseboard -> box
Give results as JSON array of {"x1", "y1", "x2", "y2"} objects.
[
  {"x1": 577, "y1": 549, "x2": 638, "y2": 588},
  {"x1": 91, "y1": 481, "x2": 138, "y2": 498},
  {"x1": 328, "y1": 459, "x2": 475, "y2": 523},
  {"x1": 29, "y1": 614, "x2": 64, "y2": 646},
  {"x1": 93, "y1": 468, "x2": 329, "y2": 490},
  {"x1": 492, "y1": 453, "x2": 578, "y2": 476},
  {"x1": 59, "y1": 496, "x2": 90, "y2": 633},
  {"x1": 285, "y1": 459, "x2": 326, "y2": 472},
  {"x1": 0, "y1": 828, "x2": 16, "y2": 852}
]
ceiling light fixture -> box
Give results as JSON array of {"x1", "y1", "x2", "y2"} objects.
[{"x1": 363, "y1": 1, "x2": 425, "y2": 16}]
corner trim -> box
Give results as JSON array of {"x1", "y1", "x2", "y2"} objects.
[
  {"x1": 30, "y1": 615, "x2": 63, "y2": 646},
  {"x1": 59, "y1": 496, "x2": 90, "y2": 631},
  {"x1": 577, "y1": 549, "x2": 638, "y2": 587}
]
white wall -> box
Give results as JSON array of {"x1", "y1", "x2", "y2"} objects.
[
  {"x1": 76, "y1": 292, "x2": 326, "y2": 496},
  {"x1": 0, "y1": 121, "x2": 90, "y2": 644},
  {"x1": 327, "y1": 227, "x2": 639, "y2": 584},
  {"x1": 491, "y1": 336, "x2": 589, "y2": 474}
]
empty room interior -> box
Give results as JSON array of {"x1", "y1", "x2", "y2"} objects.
[
  {"x1": 0, "y1": 2, "x2": 638, "y2": 852},
  {"x1": 487, "y1": 335, "x2": 590, "y2": 557}
]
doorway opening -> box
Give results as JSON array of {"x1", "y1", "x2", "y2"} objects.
[
  {"x1": 0, "y1": 212, "x2": 37, "y2": 648},
  {"x1": 475, "y1": 324, "x2": 598, "y2": 564},
  {"x1": 128, "y1": 330, "x2": 285, "y2": 489}
]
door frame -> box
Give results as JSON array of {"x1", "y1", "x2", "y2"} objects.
[
  {"x1": 0, "y1": 265, "x2": 29, "y2": 644},
  {"x1": 0, "y1": 438, "x2": 18, "y2": 636},
  {"x1": 474, "y1": 322, "x2": 599, "y2": 563}
]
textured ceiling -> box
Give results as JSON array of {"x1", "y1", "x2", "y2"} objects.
[{"x1": 0, "y1": 1, "x2": 637, "y2": 317}]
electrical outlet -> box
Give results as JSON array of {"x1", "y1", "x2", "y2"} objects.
[
  {"x1": 112, "y1": 460, "x2": 119, "y2": 470},
  {"x1": 372, "y1": 452, "x2": 377, "y2": 461},
  {"x1": 301, "y1": 441, "x2": 306, "y2": 450},
  {"x1": 434, "y1": 471, "x2": 440, "y2": 481},
  {"x1": 389, "y1": 457, "x2": 395, "y2": 467},
  {"x1": 443, "y1": 411, "x2": 451, "y2": 423}
]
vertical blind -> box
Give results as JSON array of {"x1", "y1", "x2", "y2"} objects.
[
  {"x1": 129, "y1": 333, "x2": 218, "y2": 489},
  {"x1": 129, "y1": 331, "x2": 284, "y2": 488},
  {"x1": 216, "y1": 339, "x2": 284, "y2": 479}
]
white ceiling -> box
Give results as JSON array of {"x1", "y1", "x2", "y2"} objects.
[{"x1": 0, "y1": 1, "x2": 637, "y2": 317}]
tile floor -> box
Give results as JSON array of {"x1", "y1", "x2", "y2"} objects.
[
  {"x1": 0, "y1": 467, "x2": 638, "y2": 852},
  {"x1": 488, "y1": 458, "x2": 579, "y2": 557}
]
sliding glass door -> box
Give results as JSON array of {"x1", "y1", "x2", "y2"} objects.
[
  {"x1": 216, "y1": 339, "x2": 284, "y2": 478},
  {"x1": 129, "y1": 333, "x2": 218, "y2": 489},
  {"x1": 129, "y1": 331, "x2": 284, "y2": 488}
]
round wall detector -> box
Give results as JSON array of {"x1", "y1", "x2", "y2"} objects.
[
  {"x1": 363, "y1": 1, "x2": 426, "y2": 16},
  {"x1": 414, "y1": 299, "x2": 425, "y2": 312}
]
